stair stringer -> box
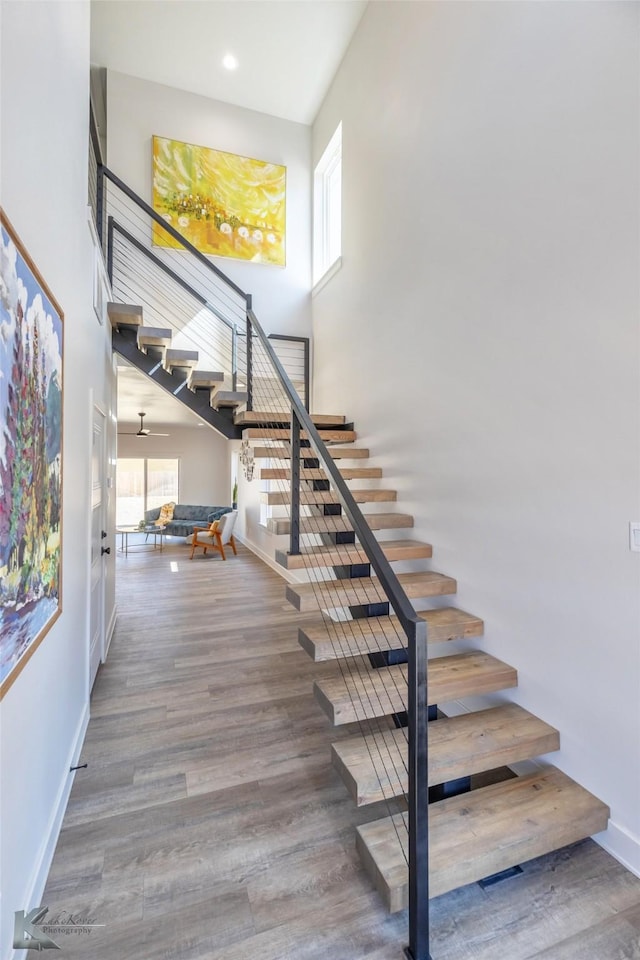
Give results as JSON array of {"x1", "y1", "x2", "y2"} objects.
[{"x1": 112, "y1": 327, "x2": 241, "y2": 440}]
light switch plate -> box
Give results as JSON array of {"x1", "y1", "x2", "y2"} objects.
[{"x1": 629, "y1": 522, "x2": 640, "y2": 552}]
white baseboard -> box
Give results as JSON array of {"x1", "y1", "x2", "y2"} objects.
[
  {"x1": 595, "y1": 820, "x2": 640, "y2": 879},
  {"x1": 9, "y1": 702, "x2": 90, "y2": 960},
  {"x1": 235, "y1": 533, "x2": 300, "y2": 584},
  {"x1": 104, "y1": 604, "x2": 117, "y2": 660}
]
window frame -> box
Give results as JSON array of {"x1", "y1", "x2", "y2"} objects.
[
  {"x1": 116, "y1": 457, "x2": 180, "y2": 526},
  {"x1": 313, "y1": 122, "x2": 342, "y2": 289}
]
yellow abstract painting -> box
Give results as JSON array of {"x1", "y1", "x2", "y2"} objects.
[{"x1": 152, "y1": 135, "x2": 286, "y2": 266}]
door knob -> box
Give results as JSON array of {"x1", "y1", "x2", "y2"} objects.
[{"x1": 101, "y1": 546, "x2": 111, "y2": 556}]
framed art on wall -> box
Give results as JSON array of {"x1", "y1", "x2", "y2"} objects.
[
  {"x1": 152, "y1": 135, "x2": 286, "y2": 266},
  {"x1": 0, "y1": 211, "x2": 64, "y2": 697}
]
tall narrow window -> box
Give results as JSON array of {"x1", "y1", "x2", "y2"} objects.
[{"x1": 313, "y1": 122, "x2": 342, "y2": 287}]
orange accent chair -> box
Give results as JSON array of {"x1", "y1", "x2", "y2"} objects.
[{"x1": 189, "y1": 510, "x2": 238, "y2": 561}]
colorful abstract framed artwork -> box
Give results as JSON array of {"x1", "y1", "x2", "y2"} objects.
[
  {"x1": 152, "y1": 135, "x2": 286, "y2": 266},
  {"x1": 0, "y1": 211, "x2": 63, "y2": 697}
]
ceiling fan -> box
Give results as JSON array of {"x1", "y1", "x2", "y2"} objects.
[{"x1": 118, "y1": 412, "x2": 170, "y2": 438}]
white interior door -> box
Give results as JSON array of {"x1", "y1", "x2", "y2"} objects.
[{"x1": 90, "y1": 406, "x2": 107, "y2": 689}]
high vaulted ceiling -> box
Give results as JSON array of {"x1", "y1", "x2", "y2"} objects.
[
  {"x1": 91, "y1": 0, "x2": 367, "y2": 125},
  {"x1": 96, "y1": 0, "x2": 367, "y2": 428}
]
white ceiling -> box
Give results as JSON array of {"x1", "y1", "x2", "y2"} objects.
[
  {"x1": 91, "y1": 0, "x2": 367, "y2": 125},
  {"x1": 117, "y1": 361, "x2": 207, "y2": 429}
]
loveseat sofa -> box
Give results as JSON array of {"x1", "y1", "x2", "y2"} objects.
[{"x1": 144, "y1": 504, "x2": 232, "y2": 538}]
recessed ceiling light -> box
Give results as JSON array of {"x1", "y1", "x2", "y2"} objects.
[{"x1": 222, "y1": 53, "x2": 238, "y2": 71}]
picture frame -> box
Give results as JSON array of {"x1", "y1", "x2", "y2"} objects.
[
  {"x1": 0, "y1": 210, "x2": 64, "y2": 697},
  {"x1": 152, "y1": 134, "x2": 286, "y2": 266}
]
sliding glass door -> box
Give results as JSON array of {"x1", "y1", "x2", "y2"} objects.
[{"x1": 116, "y1": 458, "x2": 179, "y2": 525}]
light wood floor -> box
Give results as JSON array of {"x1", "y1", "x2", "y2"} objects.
[{"x1": 43, "y1": 541, "x2": 640, "y2": 959}]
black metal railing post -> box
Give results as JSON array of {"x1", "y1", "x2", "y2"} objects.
[
  {"x1": 247, "y1": 305, "x2": 431, "y2": 959},
  {"x1": 267, "y1": 334, "x2": 310, "y2": 411},
  {"x1": 406, "y1": 617, "x2": 432, "y2": 960},
  {"x1": 245, "y1": 312, "x2": 253, "y2": 411},
  {"x1": 96, "y1": 164, "x2": 105, "y2": 248},
  {"x1": 303, "y1": 338, "x2": 310, "y2": 412},
  {"x1": 107, "y1": 216, "x2": 114, "y2": 286},
  {"x1": 231, "y1": 326, "x2": 238, "y2": 392},
  {"x1": 290, "y1": 409, "x2": 301, "y2": 555}
]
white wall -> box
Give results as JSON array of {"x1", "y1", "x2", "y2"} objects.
[
  {"x1": 0, "y1": 3, "x2": 116, "y2": 957},
  {"x1": 106, "y1": 70, "x2": 312, "y2": 337},
  {"x1": 117, "y1": 424, "x2": 231, "y2": 508},
  {"x1": 312, "y1": 1, "x2": 640, "y2": 871}
]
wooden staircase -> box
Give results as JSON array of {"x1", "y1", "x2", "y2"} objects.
[
  {"x1": 108, "y1": 302, "x2": 248, "y2": 434},
  {"x1": 247, "y1": 410, "x2": 611, "y2": 913},
  {"x1": 106, "y1": 286, "x2": 610, "y2": 915}
]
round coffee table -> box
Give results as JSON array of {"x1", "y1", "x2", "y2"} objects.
[{"x1": 116, "y1": 525, "x2": 165, "y2": 556}]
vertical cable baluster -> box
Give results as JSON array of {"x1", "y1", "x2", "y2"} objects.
[
  {"x1": 246, "y1": 311, "x2": 253, "y2": 411},
  {"x1": 107, "y1": 216, "x2": 114, "y2": 286},
  {"x1": 232, "y1": 325, "x2": 238, "y2": 392}
]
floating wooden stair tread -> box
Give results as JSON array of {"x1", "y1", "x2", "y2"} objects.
[
  {"x1": 355, "y1": 765, "x2": 610, "y2": 910},
  {"x1": 236, "y1": 411, "x2": 346, "y2": 427},
  {"x1": 264, "y1": 489, "x2": 397, "y2": 506},
  {"x1": 244, "y1": 428, "x2": 357, "y2": 443},
  {"x1": 262, "y1": 467, "x2": 383, "y2": 480},
  {"x1": 188, "y1": 370, "x2": 225, "y2": 388},
  {"x1": 298, "y1": 606, "x2": 482, "y2": 661},
  {"x1": 267, "y1": 513, "x2": 413, "y2": 536},
  {"x1": 108, "y1": 302, "x2": 143, "y2": 328},
  {"x1": 137, "y1": 326, "x2": 172, "y2": 347},
  {"x1": 287, "y1": 571, "x2": 456, "y2": 612},
  {"x1": 164, "y1": 348, "x2": 199, "y2": 372},
  {"x1": 253, "y1": 446, "x2": 370, "y2": 460},
  {"x1": 313, "y1": 651, "x2": 518, "y2": 725},
  {"x1": 277, "y1": 538, "x2": 432, "y2": 571},
  {"x1": 211, "y1": 390, "x2": 248, "y2": 408},
  {"x1": 332, "y1": 703, "x2": 560, "y2": 806}
]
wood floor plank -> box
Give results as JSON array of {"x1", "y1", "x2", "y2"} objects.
[
  {"x1": 530, "y1": 901, "x2": 640, "y2": 959},
  {"x1": 38, "y1": 542, "x2": 640, "y2": 960}
]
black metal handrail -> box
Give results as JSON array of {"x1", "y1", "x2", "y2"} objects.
[
  {"x1": 268, "y1": 333, "x2": 310, "y2": 411},
  {"x1": 247, "y1": 307, "x2": 431, "y2": 960},
  {"x1": 95, "y1": 161, "x2": 430, "y2": 959},
  {"x1": 108, "y1": 219, "x2": 237, "y2": 333},
  {"x1": 108, "y1": 217, "x2": 240, "y2": 390},
  {"x1": 98, "y1": 165, "x2": 250, "y2": 303}
]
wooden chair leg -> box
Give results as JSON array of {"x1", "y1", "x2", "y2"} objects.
[
  {"x1": 190, "y1": 538, "x2": 197, "y2": 559},
  {"x1": 215, "y1": 531, "x2": 226, "y2": 560},
  {"x1": 229, "y1": 535, "x2": 237, "y2": 556}
]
